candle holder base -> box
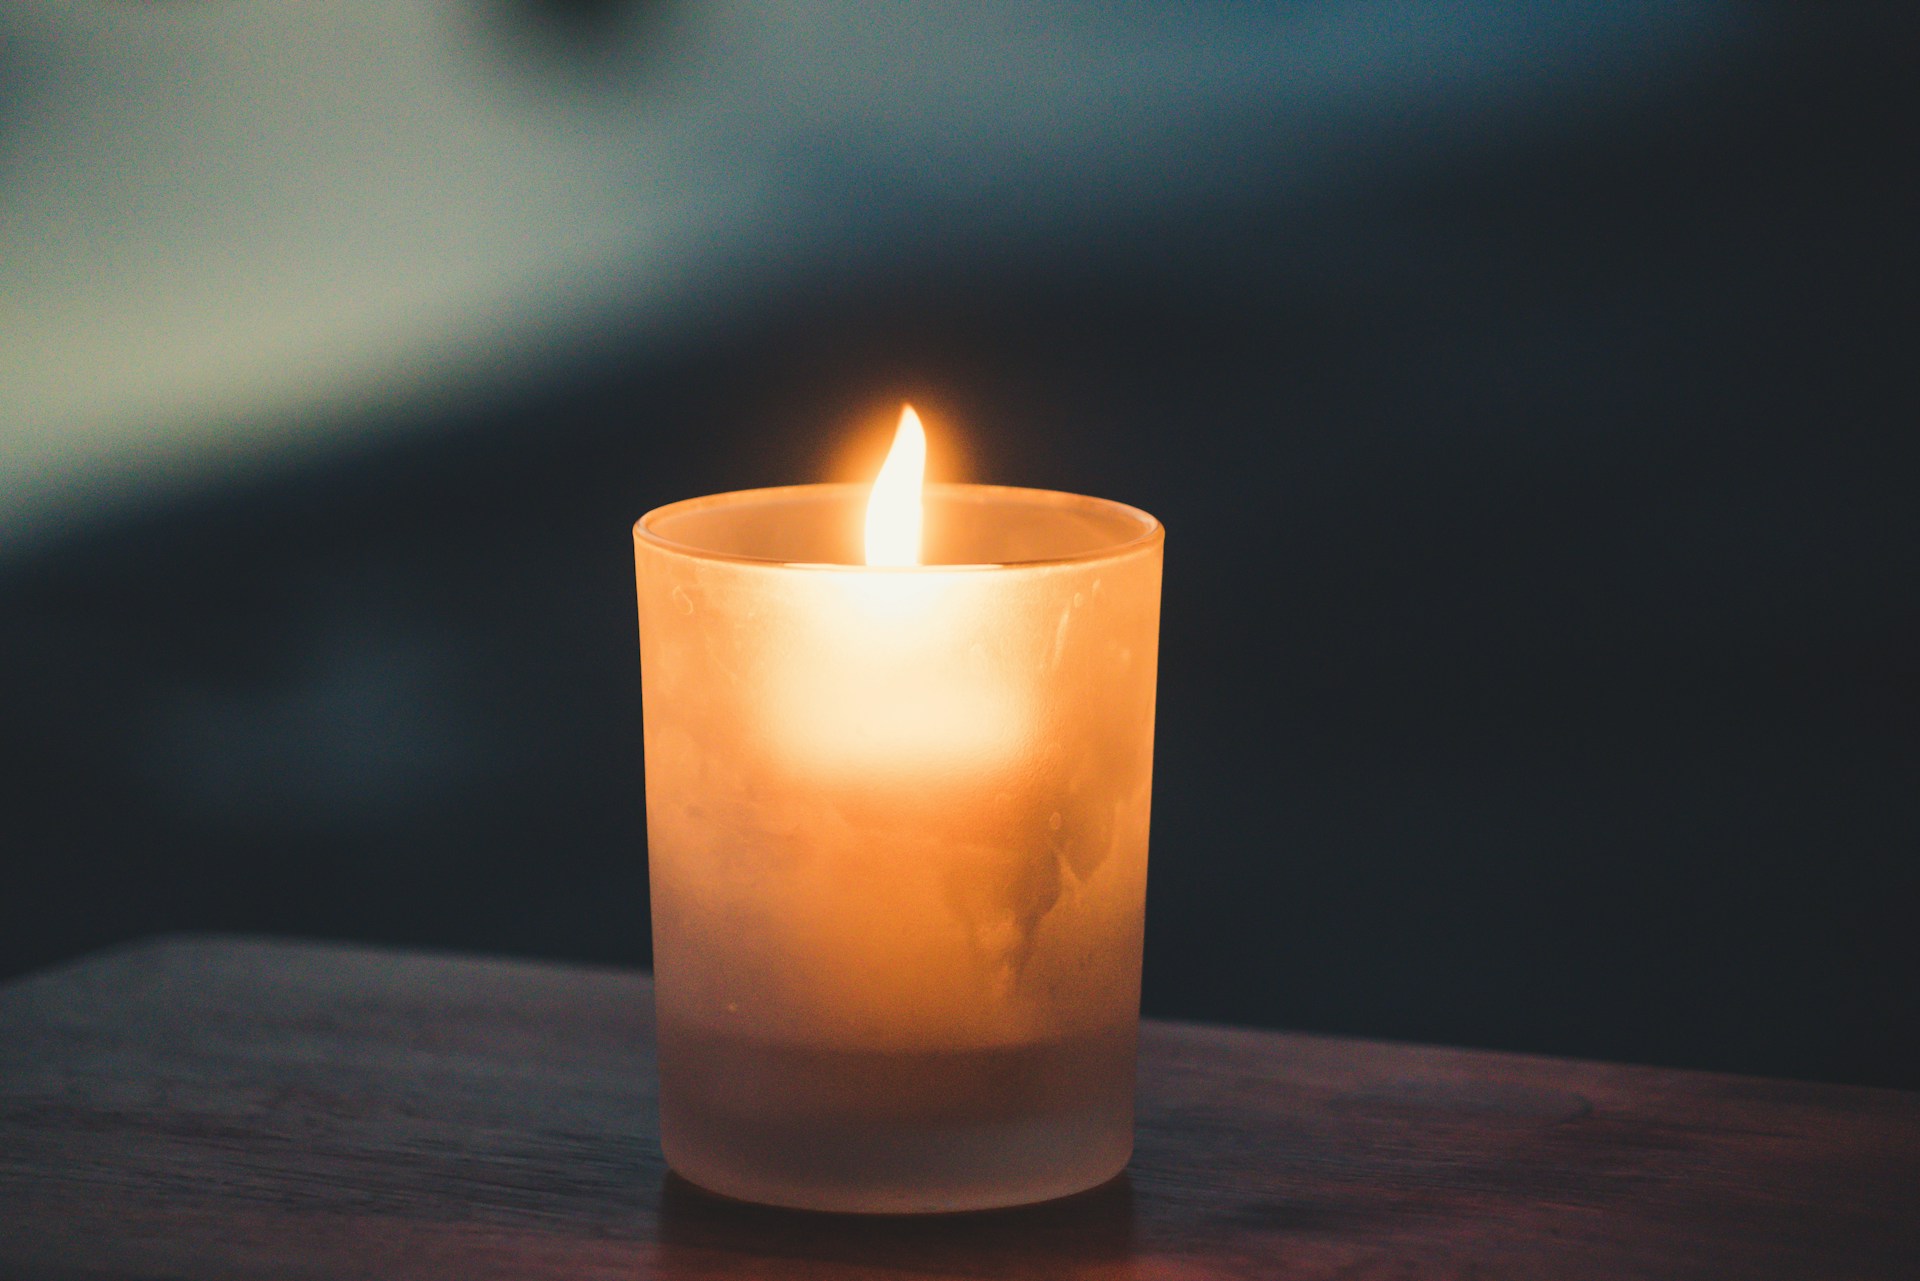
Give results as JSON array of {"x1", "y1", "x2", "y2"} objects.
[{"x1": 657, "y1": 1020, "x2": 1137, "y2": 1214}]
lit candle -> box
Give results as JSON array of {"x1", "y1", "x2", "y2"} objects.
[{"x1": 634, "y1": 407, "x2": 1163, "y2": 1213}]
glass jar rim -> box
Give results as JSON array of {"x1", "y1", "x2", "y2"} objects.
[{"x1": 635, "y1": 482, "x2": 1163, "y2": 571}]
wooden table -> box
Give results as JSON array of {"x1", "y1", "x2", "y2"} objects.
[{"x1": 1, "y1": 936, "x2": 1913, "y2": 1279}]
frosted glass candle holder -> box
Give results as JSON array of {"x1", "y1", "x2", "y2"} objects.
[{"x1": 634, "y1": 482, "x2": 1162, "y2": 1213}]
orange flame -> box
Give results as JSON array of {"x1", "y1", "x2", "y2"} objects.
[{"x1": 864, "y1": 405, "x2": 926, "y2": 566}]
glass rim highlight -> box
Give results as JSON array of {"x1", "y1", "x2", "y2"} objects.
[{"x1": 634, "y1": 482, "x2": 1164, "y2": 573}]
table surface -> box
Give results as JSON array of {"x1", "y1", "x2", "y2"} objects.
[{"x1": 0, "y1": 936, "x2": 1913, "y2": 1280}]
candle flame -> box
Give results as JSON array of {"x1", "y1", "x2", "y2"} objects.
[{"x1": 864, "y1": 405, "x2": 926, "y2": 566}]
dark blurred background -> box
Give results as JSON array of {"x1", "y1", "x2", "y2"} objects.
[{"x1": 2, "y1": 3, "x2": 1914, "y2": 1088}]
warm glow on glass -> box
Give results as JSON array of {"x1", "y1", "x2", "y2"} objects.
[
  {"x1": 864, "y1": 405, "x2": 926, "y2": 566},
  {"x1": 636, "y1": 454, "x2": 1163, "y2": 1214}
]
